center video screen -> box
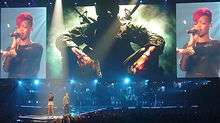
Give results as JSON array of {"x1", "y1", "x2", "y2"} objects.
[{"x1": 47, "y1": 3, "x2": 176, "y2": 81}]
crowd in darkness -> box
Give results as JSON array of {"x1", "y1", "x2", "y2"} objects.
[{"x1": 54, "y1": 107, "x2": 220, "y2": 123}]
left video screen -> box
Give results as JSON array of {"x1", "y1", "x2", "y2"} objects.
[{"x1": 1, "y1": 8, "x2": 46, "y2": 79}]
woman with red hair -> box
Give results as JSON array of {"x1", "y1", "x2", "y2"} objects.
[
  {"x1": 178, "y1": 8, "x2": 220, "y2": 77},
  {"x1": 1, "y1": 12, "x2": 43, "y2": 78}
]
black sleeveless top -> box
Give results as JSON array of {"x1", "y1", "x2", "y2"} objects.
[
  {"x1": 184, "y1": 40, "x2": 220, "y2": 77},
  {"x1": 6, "y1": 43, "x2": 43, "y2": 78}
]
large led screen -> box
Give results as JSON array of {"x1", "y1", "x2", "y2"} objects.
[
  {"x1": 47, "y1": 3, "x2": 175, "y2": 81},
  {"x1": 1, "y1": 8, "x2": 46, "y2": 79},
  {"x1": 176, "y1": 2, "x2": 220, "y2": 78}
]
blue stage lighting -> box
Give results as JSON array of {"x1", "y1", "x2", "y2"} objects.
[
  {"x1": 18, "y1": 81, "x2": 22, "y2": 85},
  {"x1": 94, "y1": 79, "x2": 98, "y2": 85},
  {"x1": 144, "y1": 80, "x2": 149, "y2": 86},
  {"x1": 34, "y1": 80, "x2": 40, "y2": 86},
  {"x1": 177, "y1": 83, "x2": 182, "y2": 88},
  {"x1": 124, "y1": 77, "x2": 130, "y2": 84},
  {"x1": 111, "y1": 83, "x2": 114, "y2": 86},
  {"x1": 70, "y1": 80, "x2": 75, "y2": 84},
  {"x1": 86, "y1": 88, "x2": 90, "y2": 92},
  {"x1": 161, "y1": 86, "x2": 165, "y2": 92}
]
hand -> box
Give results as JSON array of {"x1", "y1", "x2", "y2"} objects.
[
  {"x1": 0, "y1": 50, "x2": 3, "y2": 57},
  {"x1": 0, "y1": 50, "x2": 17, "y2": 57},
  {"x1": 78, "y1": 55, "x2": 95, "y2": 67},
  {"x1": 177, "y1": 47, "x2": 195, "y2": 56},
  {"x1": 71, "y1": 47, "x2": 97, "y2": 68},
  {"x1": 130, "y1": 55, "x2": 149, "y2": 74}
]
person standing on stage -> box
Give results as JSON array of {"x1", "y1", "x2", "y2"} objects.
[
  {"x1": 48, "y1": 92, "x2": 55, "y2": 116},
  {"x1": 63, "y1": 93, "x2": 70, "y2": 115},
  {"x1": 177, "y1": 8, "x2": 220, "y2": 77},
  {"x1": 1, "y1": 12, "x2": 43, "y2": 78}
]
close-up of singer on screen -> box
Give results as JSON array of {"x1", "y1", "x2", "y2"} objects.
[
  {"x1": 177, "y1": 7, "x2": 220, "y2": 78},
  {"x1": 0, "y1": 12, "x2": 43, "y2": 78}
]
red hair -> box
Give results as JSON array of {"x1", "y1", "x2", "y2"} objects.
[
  {"x1": 193, "y1": 8, "x2": 212, "y2": 23},
  {"x1": 16, "y1": 12, "x2": 33, "y2": 27}
]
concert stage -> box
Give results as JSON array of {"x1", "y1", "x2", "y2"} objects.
[
  {"x1": 16, "y1": 106, "x2": 220, "y2": 123},
  {"x1": 17, "y1": 115, "x2": 63, "y2": 123}
]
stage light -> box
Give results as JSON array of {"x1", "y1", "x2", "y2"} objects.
[
  {"x1": 111, "y1": 83, "x2": 114, "y2": 86},
  {"x1": 4, "y1": 1, "x2": 7, "y2": 4},
  {"x1": 124, "y1": 77, "x2": 130, "y2": 84},
  {"x1": 94, "y1": 79, "x2": 98, "y2": 85},
  {"x1": 70, "y1": 79, "x2": 75, "y2": 84},
  {"x1": 161, "y1": 86, "x2": 165, "y2": 92},
  {"x1": 177, "y1": 83, "x2": 182, "y2": 88},
  {"x1": 28, "y1": 100, "x2": 31, "y2": 104},
  {"x1": 86, "y1": 88, "x2": 90, "y2": 92},
  {"x1": 140, "y1": 0, "x2": 143, "y2": 3},
  {"x1": 29, "y1": 90, "x2": 34, "y2": 93},
  {"x1": 18, "y1": 81, "x2": 23, "y2": 86},
  {"x1": 144, "y1": 80, "x2": 149, "y2": 86},
  {"x1": 48, "y1": 0, "x2": 65, "y2": 77},
  {"x1": 36, "y1": 101, "x2": 39, "y2": 104},
  {"x1": 34, "y1": 80, "x2": 40, "y2": 86}
]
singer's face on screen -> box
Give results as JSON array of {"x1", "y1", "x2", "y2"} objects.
[
  {"x1": 16, "y1": 20, "x2": 32, "y2": 40},
  {"x1": 194, "y1": 15, "x2": 211, "y2": 37}
]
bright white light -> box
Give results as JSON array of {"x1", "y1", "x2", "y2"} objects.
[
  {"x1": 34, "y1": 80, "x2": 40, "y2": 85},
  {"x1": 124, "y1": 77, "x2": 130, "y2": 84},
  {"x1": 7, "y1": 24, "x2": 10, "y2": 28},
  {"x1": 18, "y1": 81, "x2": 22, "y2": 85},
  {"x1": 144, "y1": 80, "x2": 149, "y2": 86},
  {"x1": 177, "y1": 83, "x2": 182, "y2": 88},
  {"x1": 70, "y1": 80, "x2": 75, "y2": 84},
  {"x1": 86, "y1": 88, "x2": 90, "y2": 92},
  {"x1": 182, "y1": 20, "x2": 187, "y2": 25},
  {"x1": 94, "y1": 79, "x2": 98, "y2": 84},
  {"x1": 161, "y1": 86, "x2": 165, "y2": 92}
]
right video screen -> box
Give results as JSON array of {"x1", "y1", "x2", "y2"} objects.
[{"x1": 176, "y1": 2, "x2": 220, "y2": 78}]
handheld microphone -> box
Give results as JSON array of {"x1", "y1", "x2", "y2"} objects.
[
  {"x1": 10, "y1": 32, "x2": 20, "y2": 37},
  {"x1": 187, "y1": 29, "x2": 199, "y2": 34}
]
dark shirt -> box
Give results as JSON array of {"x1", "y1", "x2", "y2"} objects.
[
  {"x1": 48, "y1": 94, "x2": 54, "y2": 101},
  {"x1": 5, "y1": 43, "x2": 43, "y2": 78},
  {"x1": 180, "y1": 40, "x2": 220, "y2": 78}
]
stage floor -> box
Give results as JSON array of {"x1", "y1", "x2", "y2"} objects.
[{"x1": 17, "y1": 115, "x2": 63, "y2": 122}]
